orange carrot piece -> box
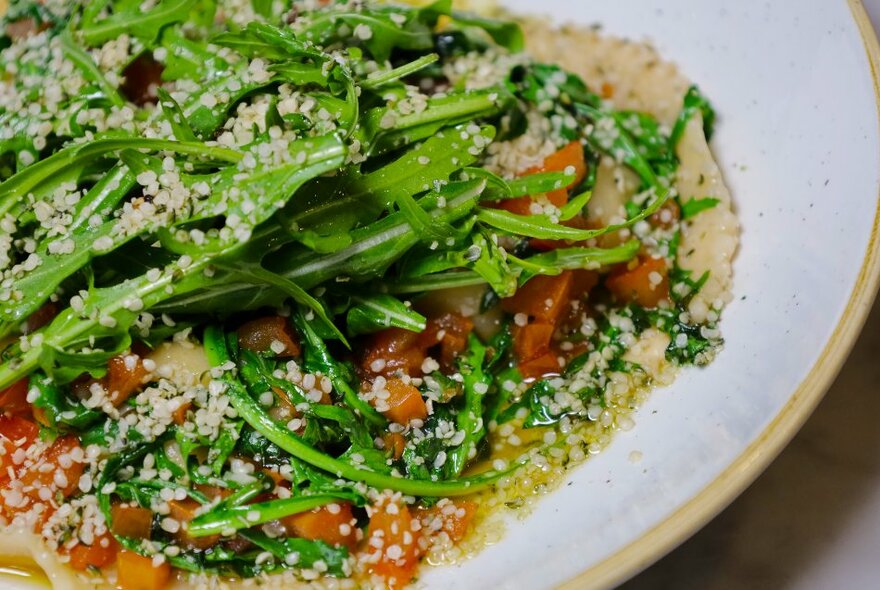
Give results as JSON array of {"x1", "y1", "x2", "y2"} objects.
[
  {"x1": 501, "y1": 272, "x2": 574, "y2": 325},
  {"x1": 0, "y1": 415, "x2": 39, "y2": 486},
  {"x1": 237, "y1": 316, "x2": 301, "y2": 358},
  {"x1": 168, "y1": 498, "x2": 219, "y2": 550},
  {"x1": 171, "y1": 402, "x2": 191, "y2": 426},
  {"x1": 364, "y1": 499, "x2": 422, "y2": 589},
  {"x1": 111, "y1": 504, "x2": 153, "y2": 540},
  {"x1": 18, "y1": 435, "x2": 83, "y2": 498},
  {"x1": 518, "y1": 351, "x2": 562, "y2": 381},
  {"x1": 68, "y1": 533, "x2": 118, "y2": 571},
  {"x1": 512, "y1": 321, "x2": 555, "y2": 364},
  {"x1": 365, "y1": 313, "x2": 474, "y2": 378},
  {"x1": 116, "y1": 550, "x2": 171, "y2": 590},
  {"x1": 104, "y1": 355, "x2": 150, "y2": 407},
  {"x1": 363, "y1": 328, "x2": 425, "y2": 377},
  {"x1": 416, "y1": 312, "x2": 474, "y2": 371},
  {"x1": 376, "y1": 378, "x2": 428, "y2": 425},
  {"x1": 570, "y1": 269, "x2": 600, "y2": 299},
  {"x1": 496, "y1": 141, "x2": 588, "y2": 214},
  {"x1": 524, "y1": 140, "x2": 587, "y2": 206},
  {"x1": 381, "y1": 432, "x2": 406, "y2": 461},
  {"x1": 3, "y1": 435, "x2": 83, "y2": 520},
  {"x1": 0, "y1": 378, "x2": 30, "y2": 416},
  {"x1": 650, "y1": 200, "x2": 681, "y2": 229},
  {"x1": 606, "y1": 256, "x2": 670, "y2": 308},
  {"x1": 0, "y1": 412, "x2": 38, "y2": 444},
  {"x1": 282, "y1": 502, "x2": 358, "y2": 550}
]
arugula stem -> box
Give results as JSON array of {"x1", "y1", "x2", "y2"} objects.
[
  {"x1": 188, "y1": 493, "x2": 361, "y2": 537},
  {"x1": 204, "y1": 326, "x2": 518, "y2": 497}
]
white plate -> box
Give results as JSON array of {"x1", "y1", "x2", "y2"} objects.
[
  {"x1": 419, "y1": 0, "x2": 880, "y2": 588},
  {"x1": 6, "y1": 2, "x2": 880, "y2": 589}
]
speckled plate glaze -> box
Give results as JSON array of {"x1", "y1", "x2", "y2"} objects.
[{"x1": 416, "y1": 0, "x2": 880, "y2": 588}]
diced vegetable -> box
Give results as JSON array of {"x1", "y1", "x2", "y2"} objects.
[
  {"x1": 281, "y1": 501, "x2": 357, "y2": 549},
  {"x1": 104, "y1": 355, "x2": 150, "y2": 406},
  {"x1": 496, "y1": 141, "x2": 587, "y2": 214},
  {"x1": 570, "y1": 269, "x2": 600, "y2": 298},
  {"x1": 517, "y1": 352, "x2": 561, "y2": 380},
  {"x1": 2, "y1": 435, "x2": 84, "y2": 519},
  {"x1": 365, "y1": 313, "x2": 475, "y2": 377},
  {"x1": 374, "y1": 378, "x2": 428, "y2": 425},
  {"x1": 168, "y1": 498, "x2": 220, "y2": 550},
  {"x1": 512, "y1": 321, "x2": 555, "y2": 364},
  {"x1": 363, "y1": 498, "x2": 422, "y2": 589},
  {"x1": 502, "y1": 272, "x2": 574, "y2": 324},
  {"x1": 68, "y1": 533, "x2": 118, "y2": 571},
  {"x1": 381, "y1": 432, "x2": 406, "y2": 460},
  {"x1": 70, "y1": 354, "x2": 151, "y2": 409},
  {"x1": 0, "y1": 378, "x2": 31, "y2": 416},
  {"x1": 650, "y1": 199, "x2": 681, "y2": 229},
  {"x1": 606, "y1": 256, "x2": 670, "y2": 308},
  {"x1": 363, "y1": 328, "x2": 425, "y2": 377},
  {"x1": 18, "y1": 435, "x2": 83, "y2": 498},
  {"x1": 0, "y1": 415, "x2": 39, "y2": 486},
  {"x1": 523, "y1": 141, "x2": 588, "y2": 204},
  {"x1": 111, "y1": 503, "x2": 154, "y2": 540},
  {"x1": 238, "y1": 316, "x2": 301, "y2": 358},
  {"x1": 0, "y1": 414, "x2": 39, "y2": 446},
  {"x1": 504, "y1": 270, "x2": 598, "y2": 379},
  {"x1": 416, "y1": 312, "x2": 474, "y2": 371},
  {"x1": 116, "y1": 549, "x2": 172, "y2": 590},
  {"x1": 171, "y1": 402, "x2": 191, "y2": 426}
]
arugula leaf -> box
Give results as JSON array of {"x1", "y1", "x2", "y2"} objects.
[
  {"x1": 28, "y1": 372, "x2": 103, "y2": 430},
  {"x1": 346, "y1": 294, "x2": 426, "y2": 336},
  {"x1": 204, "y1": 325, "x2": 520, "y2": 497},
  {"x1": 240, "y1": 531, "x2": 351, "y2": 576},
  {"x1": 670, "y1": 85, "x2": 717, "y2": 147},
  {"x1": 79, "y1": 0, "x2": 198, "y2": 46},
  {"x1": 450, "y1": 10, "x2": 524, "y2": 51},
  {"x1": 680, "y1": 196, "x2": 720, "y2": 219},
  {"x1": 188, "y1": 493, "x2": 362, "y2": 538},
  {"x1": 283, "y1": 125, "x2": 494, "y2": 246},
  {"x1": 475, "y1": 182, "x2": 669, "y2": 241},
  {"x1": 294, "y1": 311, "x2": 386, "y2": 428},
  {"x1": 444, "y1": 333, "x2": 491, "y2": 477}
]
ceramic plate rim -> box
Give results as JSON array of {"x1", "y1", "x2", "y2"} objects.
[{"x1": 557, "y1": 1, "x2": 880, "y2": 587}]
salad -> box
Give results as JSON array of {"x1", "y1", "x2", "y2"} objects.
[{"x1": 0, "y1": 0, "x2": 733, "y2": 588}]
